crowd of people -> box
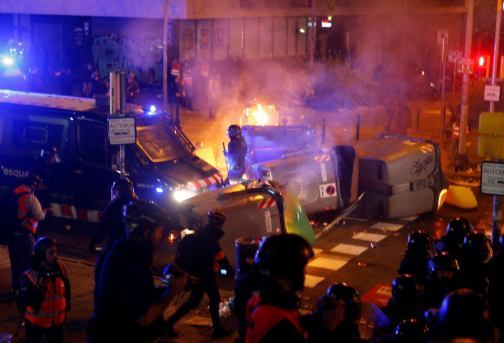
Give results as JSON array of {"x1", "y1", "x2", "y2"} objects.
[{"x1": 4, "y1": 147, "x2": 503, "y2": 343}]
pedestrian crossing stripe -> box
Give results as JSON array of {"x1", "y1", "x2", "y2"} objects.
[
  {"x1": 331, "y1": 243, "x2": 368, "y2": 256},
  {"x1": 304, "y1": 275, "x2": 325, "y2": 288},
  {"x1": 312, "y1": 248, "x2": 323, "y2": 255},
  {"x1": 399, "y1": 216, "x2": 419, "y2": 222},
  {"x1": 308, "y1": 254, "x2": 350, "y2": 271},
  {"x1": 371, "y1": 222, "x2": 404, "y2": 232},
  {"x1": 352, "y1": 232, "x2": 387, "y2": 243}
]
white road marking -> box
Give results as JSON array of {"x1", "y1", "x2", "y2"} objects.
[
  {"x1": 331, "y1": 243, "x2": 368, "y2": 255},
  {"x1": 399, "y1": 216, "x2": 419, "y2": 222},
  {"x1": 312, "y1": 248, "x2": 323, "y2": 255},
  {"x1": 352, "y1": 232, "x2": 387, "y2": 243},
  {"x1": 371, "y1": 222, "x2": 403, "y2": 232},
  {"x1": 304, "y1": 275, "x2": 325, "y2": 288},
  {"x1": 308, "y1": 255, "x2": 350, "y2": 271}
]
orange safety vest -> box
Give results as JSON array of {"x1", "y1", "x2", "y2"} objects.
[
  {"x1": 245, "y1": 295, "x2": 303, "y2": 343},
  {"x1": 200, "y1": 64, "x2": 209, "y2": 78},
  {"x1": 182, "y1": 70, "x2": 193, "y2": 86},
  {"x1": 452, "y1": 120, "x2": 470, "y2": 139},
  {"x1": 15, "y1": 186, "x2": 38, "y2": 234},
  {"x1": 171, "y1": 64, "x2": 181, "y2": 77},
  {"x1": 24, "y1": 262, "x2": 68, "y2": 328}
]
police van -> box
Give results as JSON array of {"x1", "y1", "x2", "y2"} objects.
[{"x1": 0, "y1": 90, "x2": 225, "y2": 229}]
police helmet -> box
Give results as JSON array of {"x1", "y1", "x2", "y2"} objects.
[
  {"x1": 393, "y1": 319, "x2": 429, "y2": 343},
  {"x1": 207, "y1": 208, "x2": 226, "y2": 226},
  {"x1": 446, "y1": 217, "x2": 472, "y2": 241},
  {"x1": 438, "y1": 288, "x2": 493, "y2": 341},
  {"x1": 256, "y1": 233, "x2": 314, "y2": 291},
  {"x1": 123, "y1": 200, "x2": 170, "y2": 236},
  {"x1": 24, "y1": 173, "x2": 41, "y2": 189},
  {"x1": 34, "y1": 237, "x2": 58, "y2": 263},
  {"x1": 326, "y1": 282, "x2": 361, "y2": 321},
  {"x1": 227, "y1": 124, "x2": 241, "y2": 138},
  {"x1": 392, "y1": 274, "x2": 421, "y2": 302},
  {"x1": 111, "y1": 178, "x2": 134, "y2": 198},
  {"x1": 428, "y1": 252, "x2": 460, "y2": 275},
  {"x1": 407, "y1": 230, "x2": 431, "y2": 253},
  {"x1": 463, "y1": 233, "x2": 493, "y2": 263},
  {"x1": 41, "y1": 146, "x2": 60, "y2": 163}
]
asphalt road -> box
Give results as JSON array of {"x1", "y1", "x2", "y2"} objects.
[{"x1": 35, "y1": 94, "x2": 492, "y2": 310}]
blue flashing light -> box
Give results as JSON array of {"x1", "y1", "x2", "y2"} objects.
[
  {"x1": 156, "y1": 187, "x2": 163, "y2": 193},
  {"x1": 148, "y1": 105, "x2": 156, "y2": 115}
]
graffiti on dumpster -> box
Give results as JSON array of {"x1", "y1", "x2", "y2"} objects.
[
  {"x1": 410, "y1": 155, "x2": 433, "y2": 176},
  {"x1": 91, "y1": 32, "x2": 171, "y2": 84}
]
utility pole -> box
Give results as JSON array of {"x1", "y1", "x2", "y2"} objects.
[
  {"x1": 490, "y1": 0, "x2": 503, "y2": 252},
  {"x1": 458, "y1": 0, "x2": 475, "y2": 171},
  {"x1": 163, "y1": 0, "x2": 171, "y2": 111}
]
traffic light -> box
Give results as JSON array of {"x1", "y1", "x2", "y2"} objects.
[{"x1": 476, "y1": 55, "x2": 490, "y2": 78}]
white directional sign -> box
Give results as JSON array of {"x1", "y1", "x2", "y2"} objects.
[
  {"x1": 484, "y1": 85, "x2": 501, "y2": 102},
  {"x1": 437, "y1": 29, "x2": 448, "y2": 45},
  {"x1": 448, "y1": 50, "x2": 463, "y2": 63},
  {"x1": 481, "y1": 161, "x2": 504, "y2": 195},
  {"x1": 108, "y1": 117, "x2": 136, "y2": 145}
]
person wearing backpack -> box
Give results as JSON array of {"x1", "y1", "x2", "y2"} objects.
[
  {"x1": 8, "y1": 173, "x2": 46, "y2": 295},
  {"x1": 19, "y1": 237, "x2": 70, "y2": 343},
  {"x1": 164, "y1": 208, "x2": 234, "y2": 339}
]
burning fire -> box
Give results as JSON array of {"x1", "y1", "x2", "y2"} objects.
[{"x1": 244, "y1": 102, "x2": 278, "y2": 126}]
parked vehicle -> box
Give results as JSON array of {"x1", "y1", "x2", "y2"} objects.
[{"x1": 0, "y1": 90, "x2": 225, "y2": 230}]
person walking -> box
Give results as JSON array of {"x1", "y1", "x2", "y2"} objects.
[
  {"x1": 164, "y1": 209, "x2": 234, "y2": 339},
  {"x1": 87, "y1": 200, "x2": 187, "y2": 343},
  {"x1": 126, "y1": 72, "x2": 140, "y2": 104},
  {"x1": 88, "y1": 178, "x2": 137, "y2": 253},
  {"x1": 19, "y1": 237, "x2": 71, "y2": 343},
  {"x1": 208, "y1": 74, "x2": 221, "y2": 121},
  {"x1": 8, "y1": 173, "x2": 46, "y2": 295}
]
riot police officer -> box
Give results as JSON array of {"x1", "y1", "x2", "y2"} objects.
[
  {"x1": 392, "y1": 319, "x2": 429, "y2": 343},
  {"x1": 224, "y1": 124, "x2": 247, "y2": 185},
  {"x1": 459, "y1": 233, "x2": 492, "y2": 298},
  {"x1": 29, "y1": 145, "x2": 61, "y2": 210},
  {"x1": 433, "y1": 217, "x2": 473, "y2": 261},
  {"x1": 398, "y1": 230, "x2": 432, "y2": 285},
  {"x1": 423, "y1": 252, "x2": 461, "y2": 309},
  {"x1": 487, "y1": 234, "x2": 504, "y2": 343},
  {"x1": 164, "y1": 209, "x2": 234, "y2": 339},
  {"x1": 88, "y1": 178, "x2": 137, "y2": 253},
  {"x1": 87, "y1": 200, "x2": 187, "y2": 343},
  {"x1": 306, "y1": 282, "x2": 362, "y2": 343},
  {"x1": 382, "y1": 274, "x2": 425, "y2": 331},
  {"x1": 436, "y1": 288, "x2": 494, "y2": 342},
  {"x1": 246, "y1": 233, "x2": 314, "y2": 343}
]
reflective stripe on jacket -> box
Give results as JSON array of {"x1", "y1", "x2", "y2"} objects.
[
  {"x1": 245, "y1": 295, "x2": 303, "y2": 343},
  {"x1": 15, "y1": 186, "x2": 37, "y2": 234},
  {"x1": 24, "y1": 262, "x2": 68, "y2": 327}
]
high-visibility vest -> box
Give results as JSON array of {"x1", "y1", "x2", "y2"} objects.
[
  {"x1": 246, "y1": 295, "x2": 303, "y2": 343},
  {"x1": 24, "y1": 262, "x2": 68, "y2": 328},
  {"x1": 15, "y1": 186, "x2": 38, "y2": 234},
  {"x1": 452, "y1": 120, "x2": 469, "y2": 139},
  {"x1": 200, "y1": 63, "x2": 209, "y2": 78},
  {"x1": 170, "y1": 64, "x2": 181, "y2": 77},
  {"x1": 182, "y1": 70, "x2": 193, "y2": 86}
]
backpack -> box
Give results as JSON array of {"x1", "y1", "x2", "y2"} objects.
[
  {"x1": 0, "y1": 191, "x2": 29, "y2": 245},
  {"x1": 175, "y1": 233, "x2": 202, "y2": 274}
]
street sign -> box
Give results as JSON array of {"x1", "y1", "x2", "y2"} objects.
[
  {"x1": 457, "y1": 58, "x2": 474, "y2": 75},
  {"x1": 437, "y1": 29, "x2": 449, "y2": 45},
  {"x1": 481, "y1": 161, "x2": 504, "y2": 195},
  {"x1": 484, "y1": 85, "x2": 501, "y2": 102},
  {"x1": 448, "y1": 50, "x2": 463, "y2": 63},
  {"x1": 108, "y1": 117, "x2": 136, "y2": 145}
]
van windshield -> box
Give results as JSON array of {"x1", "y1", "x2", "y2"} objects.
[{"x1": 136, "y1": 125, "x2": 190, "y2": 162}]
